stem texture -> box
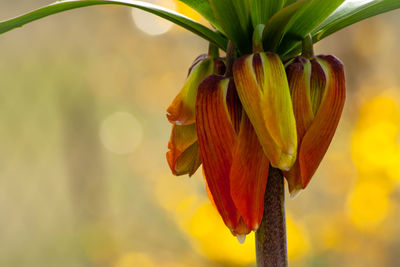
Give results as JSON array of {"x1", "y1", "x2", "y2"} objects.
[{"x1": 255, "y1": 167, "x2": 288, "y2": 267}]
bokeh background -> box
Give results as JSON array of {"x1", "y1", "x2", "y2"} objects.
[{"x1": 0, "y1": 1, "x2": 399, "y2": 266}]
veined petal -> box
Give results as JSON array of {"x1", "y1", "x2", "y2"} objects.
[
  {"x1": 284, "y1": 57, "x2": 313, "y2": 194},
  {"x1": 167, "y1": 58, "x2": 214, "y2": 125},
  {"x1": 233, "y1": 52, "x2": 297, "y2": 170},
  {"x1": 298, "y1": 55, "x2": 346, "y2": 189},
  {"x1": 230, "y1": 114, "x2": 269, "y2": 231},
  {"x1": 226, "y1": 79, "x2": 242, "y2": 133},
  {"x1": 166, "y1": 124, "x2": 201, "y2": 176},
  {"x1": 195, "y1": 75, "x2": 240, "y2": 230}
]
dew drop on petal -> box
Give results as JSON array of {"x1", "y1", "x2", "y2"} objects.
[{"x1": 236, "y1": 234, "x2": 246, "y2": 244}]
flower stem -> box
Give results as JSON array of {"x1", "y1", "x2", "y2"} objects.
[
  {"x1": 224, "y1": 40, "x2": 236, "y2": 77},
  {"x1": 301, "y1": 34, "x2": 314, "y2": 59},
  {"x1": 255, "y1": 167, "x2": 288, "y2": 267}
]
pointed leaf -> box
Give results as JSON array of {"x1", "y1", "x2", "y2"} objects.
[
  {"x1": 230, "y1": 114, "x2": 269, "y2": 231},
  {"x1": 0, "y1": 0, "x2": 227, "y2": 50},
  {"x1": 195, "y1": 75, "x2": 240, "y2": 230},
  {"x1": 277, "y1": 0, "x2": 345, "y2": 54},
  {"x1": 177, "y1": 0, "x2": 222, "y2": 30},
  {"x1": 283, "y1": 0, "x2": 400, "y2": 59},
  {"x1": 209, "y1": 0, "x2": 252, "y2": 53},
  {"x1": 313, "y1": 0, "x2": 400, "y2": 42},
  {"x1": 248, "y1": 0, "x2": 285, "y2": 27},
  {"x1": 284, "y1": 0, "x2": 299, "y2": 7},
  {"x1": 262, "y1": 1, "x2": 308, "y2": 52}
]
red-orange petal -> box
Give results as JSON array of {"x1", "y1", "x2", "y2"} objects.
[
  {"x1": 195, "y1": 74, "x2": 240, "y2": 230},
  {"x1": 298, "y1": 55, "x2": 346, "y2": 188},
  {"x1": 284, "y1": 57, "x2": 314, "y2": 194},
  {"x1": 230, "y1": 114, "x2": 269, "y2": 231}
]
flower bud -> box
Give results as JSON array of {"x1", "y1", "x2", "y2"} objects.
[
  {"x1": 167, "y1": 55, "x2": 224, "y2": 125},
  {"x1": 166, "y1": 55, "x2": 225, "y2": 177},
  {"x1": 284, "y1": 55, "x2": 346, "y2": 197},
  {"x1": 233, "y1": 52, "x2": 297, "y2": 170}
]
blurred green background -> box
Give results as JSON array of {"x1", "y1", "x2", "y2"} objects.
[{"x1": 0, "y1": 1, "x2": 400, "y2": 266}]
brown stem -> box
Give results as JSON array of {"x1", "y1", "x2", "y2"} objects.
[
  {"x1": 224, "y1": 40, "x2": 236, "y2": 77},
  {"x1": 255, "y1": 167, "x2": 288, "y2": 267}
]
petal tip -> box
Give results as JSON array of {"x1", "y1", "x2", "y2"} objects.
[
  {"x1": 276, "y1": 151, "x2": 297, "y2": 171},
  {"x1": 289, "y1": 189, "x2": 303, "y2": 199}
]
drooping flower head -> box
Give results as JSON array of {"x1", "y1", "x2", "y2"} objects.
[{"x1": 166, "y1": 42, "x2": 347, "y2": 241}]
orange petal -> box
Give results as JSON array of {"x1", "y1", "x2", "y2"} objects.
[
  {"x1": 204, "y1": 170, "x2": 217, "y2": 209},
  {"x1": 230, "y1": 114, "x2": 269, "y2": 231},
  {"x1": 195, "y1": 75, "x2": 240, "y2": 230},
  {"x1": 283, "y1": 57, "x2": 314, "y2": 194},
  {"x1": 167, "y1": 58, "x2": 214, "y2": 125},
  {"x1": 233, "y1": 52, "x2": 297, "y2": 170},
  {"x1": 298, "y1": 55, "x2": 346, "y2": 188},
  {"x1": 166, "y1": 124, "x2": 201, "y2": 176},
  {"x1": 226, "y1": 79, "x2": 242, "y2": 133}
]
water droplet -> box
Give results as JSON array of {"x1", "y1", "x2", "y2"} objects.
[{"x1": 236, "y1": 234, "x2": 246, "y2": 244}]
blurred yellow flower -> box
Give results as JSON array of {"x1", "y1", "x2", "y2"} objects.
[
  {"x1": 346, "y1": 180, "x2": 392, "y2": 232},
  {"x1": 352, "y1": 94, "x2": 400, "y2": 177},
  {"x1": 188, "y1": 202, "x2": 256, "y2": 266},
  {"x1": 114, "y1": 252, "x2": 154, "y2": 267},
  {"x1": 286, "y1": 217, "x2": 310, "y2": 261}
]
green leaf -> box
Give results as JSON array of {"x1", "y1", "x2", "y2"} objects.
[
  {"x1": 248, "y1": 0, "x2": 285, "y2": 26},
  {"x1": 262, "y1": 0, "x2": 307, "y2": 52},
  {"x1": 282, "y1": 0, "x2": 400, "y2": 59},
  {"x1": 209, "y1": 0, "x2": 252, "y2": 54},
  {"x1": 232, "y1": 0, "x2": 252, "y2": 35},
  {"x1": 177, "y1": 0, "x2": 221, "y2": 30},
  {"x1": 277, "y1": 0, "x2": 345, "y2": 54},
  {"x1": 313, "y1": 0, "x2": 400, "y2": 42},
  {"x1": 0, "y1": 0, "x2": 227, "y2": 50},
  {"x1": 284, "y1": 0, "x2": 298, "y2": 7}
]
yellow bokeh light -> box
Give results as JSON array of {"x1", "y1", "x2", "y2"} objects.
[
  {"x1": 347, "y1": 180, "x2": 391, "y2": 232},
  {"x1": 352, "y1": 94, "x2": 400, "y2": 179},
  {"x1": 188, "y1": 202, "x2": 256, "y2": 266},
  {"x1": 153, "y1": 172, "x2": 205, "y2": 226},
  {"x1": 352, "y1": 122, "x2": 399, "y2": 170},
  {"x1": 286, "y1": 217, "x2": 310, "y2": 261},
  {"x1": 99, "y1": 112, "x2": 143, "y2": 154},
  {"x1": 131, "y1": 0, "x2": 176, "y2": 36},
  {"x1": 114, "y1": 252, "x2": 154, "y2": 267}
]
